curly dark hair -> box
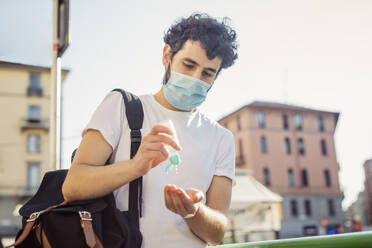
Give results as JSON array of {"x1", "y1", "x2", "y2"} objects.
[{"x1": 164, "y1": 13, "x2": 238, "y2": 74}]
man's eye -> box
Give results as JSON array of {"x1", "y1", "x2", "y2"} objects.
[
  {"x1": 203, "y1": 71, "x2": 212, "y2": 77},
  {"x1": 184, "y1": 63, "x2": 194, "y2": 69}
]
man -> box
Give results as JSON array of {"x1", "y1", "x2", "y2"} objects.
[{"x1": 62, "y1": 13, "x2": 238, "y2": 247}]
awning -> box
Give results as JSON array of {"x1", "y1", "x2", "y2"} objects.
[
  {"x1": 228, "y1": 170, "x2": 283, "y2": 233},
  {"x1": 231, "y1": 170, "x2": 282, "y2": 210}
]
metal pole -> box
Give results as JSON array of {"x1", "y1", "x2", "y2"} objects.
[
  {"x1": 50, "y1": 0, "x2": 61, "y2": 170},
  {"x1": 56, "y1": 56, "x2": 62, "y2": 170}
]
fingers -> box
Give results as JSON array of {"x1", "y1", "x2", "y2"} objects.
[
  {"x1": 164, "y1": 185, "x2": 176, "y2": 212},
  {"x1": 139, "y1": 140, "x2": 170, "y2": 167},
  {"x1": 133, "y1": 125, "x2": 182, "y2": 175},
  {"x1": 176, "y1": 188, "x2": 195, "y2": 213},
  {"x1": 142, "y1": 142, "x2": 169, "y2": 158},
  {"x1": 143, "y1": 134, "x2": 181, "y2": 151},
  {"x1": 149, "y1": 125, "x2": 173, "y2": 136},
  {"x1": 164, "y1": 185, "x2": 198, "y2": 218},
  {"x1": 143, "y1": 151, "x2": 166, "y2": 165},
  {"x1": 138, "y1": 142, "x2": 168, "y2": 167},
  {"x1": 185, "y1": 188, "x2": 204, "y2": 203},
  {"x1": 171, "y1": 190, "x2": 187, "y2": 216}
]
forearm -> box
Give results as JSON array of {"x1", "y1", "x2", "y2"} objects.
[
  {"x1": 185, "y1": 204, "x2": 228, "y2": 246},
  {"x1": 62, "y1": 160, "x2": 141, "y2": 202}
]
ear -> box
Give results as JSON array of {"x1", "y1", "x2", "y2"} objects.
[{"x1": 162, "y1": 45, "x2": 172, "y2": 68}]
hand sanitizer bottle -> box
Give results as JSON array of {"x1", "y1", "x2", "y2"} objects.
[{"x1": 157, "y1": 120, "x2": 181, "y2": 174}]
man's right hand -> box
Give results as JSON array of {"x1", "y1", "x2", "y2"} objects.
[{"x1": 131, "y1": 124, "x2": 182, "y2": 177}]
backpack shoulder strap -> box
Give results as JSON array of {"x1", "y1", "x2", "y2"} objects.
[
  {"x1": 112, "y1": 88, "x2": 144, "y2": 157},
  {"x1": 112, "y1": 89, "x2": 144, "y2": 220},
  {"x1": 71, "y1": 89, "x2": 144, "y2": 162}
]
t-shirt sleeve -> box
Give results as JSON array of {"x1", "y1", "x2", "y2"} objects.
[
  {"x1": 214, "y1": 129, "x2": 236, "y2": 186},
  {"x1": 82, "y1": 91, "x2": 124, "y2": 150}
]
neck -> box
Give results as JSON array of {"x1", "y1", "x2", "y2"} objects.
[{"x1": 154, "y1": 88, "x2": 192, "y2": 112}]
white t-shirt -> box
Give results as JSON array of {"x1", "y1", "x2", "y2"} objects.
[{"x1": 83, "y1": 91, "x2": 236, "y2": 248}]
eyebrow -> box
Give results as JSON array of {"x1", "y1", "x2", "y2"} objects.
[{"x1": 183, "y1": 58, "x2": 217, "y2": 74}]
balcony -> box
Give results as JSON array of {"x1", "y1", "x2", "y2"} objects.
[
  {"x1": 20, "y1": 118, "x2": 49, "y2": 131},
  {"x1": 27, "y1": 87, "x2": 43, "y2": 97},
  {"x1": 214, "y1": 231, "x2": 372, "y2": 248}
]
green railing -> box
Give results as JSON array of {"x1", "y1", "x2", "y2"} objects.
[{"x1": 213, "y1": 231, "x2": 372, "y2": 248}]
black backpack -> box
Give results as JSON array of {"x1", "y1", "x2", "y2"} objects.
[{"x1": 7, "y1": 89, "x2": 144, "y2": 248}]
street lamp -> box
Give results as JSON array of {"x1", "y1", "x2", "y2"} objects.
[{"x1": 51, "y1": 0, "x2": 69, "y2": 170}]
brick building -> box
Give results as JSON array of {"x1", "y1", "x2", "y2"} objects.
[{"x1": 218, "y1": 101, "x2": 344, "y2": 238}]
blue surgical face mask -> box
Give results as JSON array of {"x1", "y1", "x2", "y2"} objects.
[{"x1": 163, "y1": 71, "x2": 212, "y2": 111}]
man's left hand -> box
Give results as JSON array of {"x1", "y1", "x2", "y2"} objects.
[{"x1": 164, "y1": 184, "x2": 204, "y2": 218}]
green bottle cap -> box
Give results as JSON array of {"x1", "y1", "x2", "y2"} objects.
[{"x1": 169, "y1": 154, "x2": 179, "y2": 165}]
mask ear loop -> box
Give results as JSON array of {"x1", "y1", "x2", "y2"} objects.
[
  {"x1": 163, "y1": 60, "x2": 172, "y2": 85},
  {"x1": 206, "y1": 83, "x2": 214, "y2": 93},
  {"x1": 207, "y1": 65, "x2": 221, "y2": 93}
]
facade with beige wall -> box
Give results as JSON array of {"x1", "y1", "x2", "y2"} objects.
[
  {"x1": 219, "y1": 101, "x2": 344, "y2": 238},
  {"x1": 0, "y1": 61, "x2": 68, "y2": 236}
]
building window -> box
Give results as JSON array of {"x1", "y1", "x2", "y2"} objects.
[
  {"x1": 257, "y1": 112, "x2": 265, "y2": 129},
  {"x1": 324, "y1": 169, "x2": 332, "y2": 187},
  {"x1": 294, "y1": 114, "x2": 303, "y2": 131},
  {"x1": 301, "y1": 169, "x2": 309, "y2": 187},
  {"x1": 260, "y1": 136, "x2": 267, "y2": 154},
  {"x1": 318, "y1": 116, "x2": 325, "y2": 132},
  {"x1": 297, "y1": 138, "x2": 305, "y2": 155},
  {"x1": 27, "y1": 162, "x2": 40, "y2": 190},
  {"x1": 283, "y1": 114, "x2": 289, "y2": 130},
  {"x1": 285, "y1": 137, "x2": 291, "y2": 155},
  {"x1": 328, "y1": 199, "x2": 336, "y2": 216},
  {"x1": 237, "y1": 116, "x2": 241, "y2": 131},
  {"x1": 290, "y1": 200, "x2": 298, "y2": 217},
  {"x1": 30, "y1": 73, "x2": 40, "y2": 88},
  {"x1": 27, "y1": 134, "x2": 41, "y2": 153},
  {"x1": 321, "y1": 139, "x2": 327, "y2": 156},
  {"x1": 304, "y1": 199, "x2": 312, "y2": 217},
  {"x1": 263, "y1": 168, "x2": 271, "y2": 186},
  {"x1": 288, "y1": 169, "x2": 295, "y2": 187},
  {"x1": 28, "y1": 73, "x2": 42, "y2": 96},
  {"x1": 28, "y1": 105, "x2": 41, "y2": 121}
]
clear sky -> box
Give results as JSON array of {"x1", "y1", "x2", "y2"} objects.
[{"x1": 1, "y1": 0, "x2": 371, "y2": 209}]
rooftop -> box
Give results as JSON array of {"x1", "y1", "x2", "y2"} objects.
[
  {"x1": 0, "y1": 60, "x2": 70, "y2": 74},
  {"x1": 218, "y1": 100, "x2": 340, "y2": 122}
]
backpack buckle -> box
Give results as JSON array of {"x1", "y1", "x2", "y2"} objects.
[
  {"x1": 79, "y1": 211, "x2": 92, "y2": 221},
  {"x1": 27, "y1": 212, "x2": 41, "y2": 222},
  {"x1": 130, "y1": 130, "x2": 142, "y2": 143}
]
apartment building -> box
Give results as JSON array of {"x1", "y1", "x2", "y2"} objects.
[
  {"x1": 219, "y1": 101, "x2": 344, "y2": 238},
  {"x1": 0, "y1": 61, "x2": 69, "y2": 236}
]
